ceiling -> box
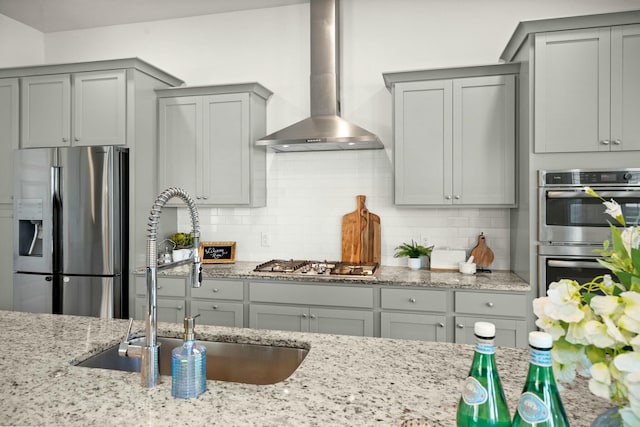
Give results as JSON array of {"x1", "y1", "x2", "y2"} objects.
[{"x1": 0, "y1": 0, "x2": 308, "y2": 33}]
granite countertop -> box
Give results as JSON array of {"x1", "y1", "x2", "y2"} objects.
[
  {"x1": 0, "y1": 310, "x2": 607, "y2": 426},
  {"x1": 146, "y1": 261, "x2": 530, "y2": 292}
]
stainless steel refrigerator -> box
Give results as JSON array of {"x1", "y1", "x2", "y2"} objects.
[{"x1": 13, "y1": 146, "x2": 129, "y2": 318}]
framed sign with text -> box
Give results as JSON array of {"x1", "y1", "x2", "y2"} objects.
[{"x1": 199, "y1": 241, "x2": 236, "y2": 264}]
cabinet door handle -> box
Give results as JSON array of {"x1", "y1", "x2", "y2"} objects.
[
  {"x1": 157, "y1": 286, "x2": 163, "y2": 290},
  {"x1": 212, "y1": 288, "x2": 219, "y2": 293},
  {"x1": 62, "y1": 137, "x2": 68, "y2": 142},
  {"x1": 454, "y1": 195, "x2": 461, "y2": 200},
  {"x1": 203, "y1": 196, "x2": 208, "y2": 200},
  {"x1": 486, "y1": 302, "x2": 494, "y2": 308},
  {"x1": 456, "y1": 323, "x2": 464, "y2": 329},
  {"x1": 613, "y1": 139, "x2": 622, "y2": 145},
  {"x1": 212, "y1": 305, "x2": 218, "y2": 310},
  {"x1": 310, "y1": 314, "x2": 317, "y2": 319},
  {"x1": 176, "y1": 305, "x2": 183, "y2": 310},
  {"x1": 445, "y1": 195, "x2": 452, "y2": 200},
  {"x1": 302, "y1": 313, "x2": 308, "y2": 318},
  {"x1": 438, "y1": 322, "x2": 444, "y2": 328},
  {"x1": 74, "y1": 137, "x2": 80, "y2": 142},
  {"x1": 409, "y1": 297, "x2": 416, "y2": 303},
  {"x1": 196, "y1": 196, "x2": 201, "y2": 200},
  {"x1": 601, "y1": 139, "x2": 610, "y2": 145}
]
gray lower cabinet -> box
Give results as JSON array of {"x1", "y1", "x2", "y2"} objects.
[
  {"x1": 454, "y1": 291, "x2": 529, "y2": 348},
  {"x1": 380, "y1": 287, "x2": 448, "y2": 341},
  {"x1": 249, "y1": 304, "x2": 373, "y2": 337},
  {"x1": 454, "y1": 316, "x2": 527, "y2": 348},
  {"x1": 381, "y1": 312, "x2": 447, "y2": 342},
  {"x1": 134, "y1": 275, "x2": 187, "y2": 323},
  {"x1": 249, "y1": 281, "x2": 374, "y2": 337},
  {"x1": 191, "y1": 279, "x2": 244, "y2": 328}
]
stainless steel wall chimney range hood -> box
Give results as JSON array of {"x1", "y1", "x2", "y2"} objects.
[{"x1": 257, "y1": 0, "x2": 383, "y2": 152}]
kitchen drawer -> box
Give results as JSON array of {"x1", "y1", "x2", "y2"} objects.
[
  {"x1": 381, "y1": 288, "x2": 446, "y2": 312},
  {"x1": 249, "y1": 282, "x2": 373, "y2": 308},
  {"x1": 455, "y1": 291, "x2": 527, "y2": 318},
  {"x1": 191, "y1": 279, "x2": 243, "y2": 301},
  {"x1": 135, "y1": 275, "x2": 186, "y2": 298}
]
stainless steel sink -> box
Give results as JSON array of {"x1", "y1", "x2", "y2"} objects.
[{"x1": 76, "y1": 336, "x2": 308, "y2": 385}]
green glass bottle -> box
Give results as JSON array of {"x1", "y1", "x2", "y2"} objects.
[
  {"x1": 456, "y1": 322, "x2": 511, "y2": 427},
  {"x1": 512, "y1": 331, "x2": 569, "y2": 427}
]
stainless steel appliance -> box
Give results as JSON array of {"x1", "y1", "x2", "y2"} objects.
[
  {"x1": 13, "y1": 146, "x2": 129, "y2": 318},
  {"x1": 539, "y1": 168, "x2": 640, "y2": 244},
  {"x1": 254, "y1": 260, "x2": 379, "y2": 277},
  {"x1": 537, "y1": 168, "x2": 640, "y2": 297}
]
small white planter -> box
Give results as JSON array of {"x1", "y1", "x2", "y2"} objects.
[{"x1": 407, "y1": 257, "x2": 422, "y2": 270}]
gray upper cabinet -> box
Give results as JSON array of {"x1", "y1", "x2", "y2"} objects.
[
  {"x1": 385, "y1": 64, "x2": 517, "y2": 207},
  {"x1": 535, "y1": 24, "x2": 640, "y2": 152},
  {"x1": 21, "y1": 70, "x2": 126, "y2": 148},
  {"x1": 157, "y1": 83, "x2": 272, "y2": 207},
  {"x1": 0, "y1": 78, "x2": 18, "y2": 204}
]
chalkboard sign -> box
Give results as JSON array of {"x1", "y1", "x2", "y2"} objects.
[{"x1": 199, "y1": 241, "x2": 236, "y2": 264}]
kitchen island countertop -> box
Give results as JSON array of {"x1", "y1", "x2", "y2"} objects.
[
  {"x1": 147, "y1": 261, "x2": 530, "y2": 292},
  {"x1": 0, "y1": 310, "x2": 607, "y2": 426}
]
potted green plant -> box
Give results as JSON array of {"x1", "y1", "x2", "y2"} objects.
[
  {"x1": 394, "y1": 240, "x2": 434, "y2": 270},
  {"x1": 169, "y1": 232, "x2": 194, "y2": 261}
]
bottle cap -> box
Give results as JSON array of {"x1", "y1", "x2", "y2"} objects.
[
  {"x1": 529, "y1": 331, "x2": 552, "y2": 349},
  {"x1": 474, "y1": 321, "x2": 495, "y2": 338}
]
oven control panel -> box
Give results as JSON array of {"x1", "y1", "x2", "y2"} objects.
[{"x1": 541, "y1": 169, "x2": 640, "y2": 186}]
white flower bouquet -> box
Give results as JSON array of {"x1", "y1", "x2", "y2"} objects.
[{"x1": 534, "y1": 187, "x2": 640, "y2": 426}]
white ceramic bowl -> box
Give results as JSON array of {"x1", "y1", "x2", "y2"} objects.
[{"x1": 459, "y1": 262, "x2": 476, "y2": 275}]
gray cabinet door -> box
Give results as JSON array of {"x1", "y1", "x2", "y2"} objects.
[
  {"x1": 534, "y1": 28, "x2": 611, "y2": 153},
  {"x1": 380, "y1": 312, "x2": 447, "y2": 342},
  {"x1": 135, "y1": 296, "x2": 185, "y2": 323},
  {"x1": 0, "y1": 78, "x2": 18, "y2": 204},
  {"x1": 73, "y1": 70, "x2": 126, "y2": 147},
  {"x1": 158, "y1": 96, "x2": 202, "y2": 200},
  {"x1": 203, "y1": 93, "x2": 250, "y2": 205},
  {"x1": 454, "y1": 316, "x2": 527, "y2": 348},
  {"x1": 310, "y1": 307, "x2": 373, "y2": 337},
  {"x1": 453, "y1": 75, "x2": 515, "y2": 205},
  {"x1": 21, "y1": 74, "x2": 72, "y2": 148},
  {"x1": 394, "y1": 80, "x2": 452, "y2": 205},
  {"x1": 249, "y1": 304, "x2": 309, "y2": 332},
  {"x1": 192, "y1": 300, "x2": 243, "y2": 328},
  {"x1": 611, "y1": 24, "x2": 640, "y2": 152}
]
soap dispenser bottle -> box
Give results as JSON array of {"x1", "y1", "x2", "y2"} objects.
[{"x1": 171, "y1": 315, "x2": 207, "y2": 399}]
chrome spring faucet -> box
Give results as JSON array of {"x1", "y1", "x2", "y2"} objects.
[{"x1": 119, "y1": 187, "x2": 202, "y2": 388}]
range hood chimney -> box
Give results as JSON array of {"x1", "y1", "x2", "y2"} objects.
[{"x1": 257, "y1": 0, "x2": 383, "y2": 152}]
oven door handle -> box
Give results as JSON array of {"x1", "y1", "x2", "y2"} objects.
[
  {"x1": 547, "y1": 190, "x2": 640, "y2": 199},
  {"x1": 547, "y1": 260, "x2": 603, "y2": 269}
]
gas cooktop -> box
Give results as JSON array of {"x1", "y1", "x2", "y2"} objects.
[{"x1": 254, "y1": 259, "x2": 379, "y2": 277}]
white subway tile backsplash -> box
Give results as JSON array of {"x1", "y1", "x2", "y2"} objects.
[{"x1": 177, "y1": 150, "x2": 511, "y2": 270}]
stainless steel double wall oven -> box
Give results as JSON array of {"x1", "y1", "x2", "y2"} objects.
[{"x1": 538, "y1": 169, "x2": 640, "y2": 297}]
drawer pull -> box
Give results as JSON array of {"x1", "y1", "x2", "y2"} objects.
[
  {"x1": 302, "y1": 313, "x2": 308, "y2": 318},
  {"x1": 613, "y1": 139, "x2": 622, "y2": 145},
  {"x1": 457, "y1": 323, "x2": 464, "y2": 329},
  {"x1": 486, "y1": 302, "x2": 494, "y2": 308},
  {"x1": 212, "y1": 305, "x2": 218, "y2": 310},
  {"x1": 212, "y1": 288, "x2": 219, "y2": 293},
  {"x1": 409, "y1": 298, "x2": 416, "y2": 303},
  {"x1": 310, "y1": 314, "x2": 317, "y2": 319},
  {"x1": 438, "y1": 322, "x2": 444, "y2": 328},
  {"x1": 157, "y1": 286, "x2": 163, "y2": 290},
  {"x1": 176, "y1": 305, "x2": 183, "y2": 310}
]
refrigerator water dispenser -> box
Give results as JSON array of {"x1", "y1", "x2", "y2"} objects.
[{"x1": 17, "y1": 199, "x2": 44, "y2": 257}]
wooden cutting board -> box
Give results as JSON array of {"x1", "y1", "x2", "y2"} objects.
[
  {"x1": 470, "y1": 232, "x2": 494, "y2": 268},
  {"x1": 341, "y1": 195, "x2": 381, "y2": 264}
]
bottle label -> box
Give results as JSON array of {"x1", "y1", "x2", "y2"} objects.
[
  {"x1": 517, "y1": 392, "x2": 550, "y2": 423},
  {"x1": 461, "y1": 376, "x2": 488, "y2": 405},
  {"x1": 530, "y1": 348, "x2": 552, "y2": 367},
  {"x1": 475, "y1": 343, "x2": 495, "y2": 355}
]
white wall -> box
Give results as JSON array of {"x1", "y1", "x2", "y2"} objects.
[
  {"x1": 13, "y1": 0, "x2": 640, "y2": 269},
  {"x1": 0, "y1": 14, "x2": 44, "y2": 67}
]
